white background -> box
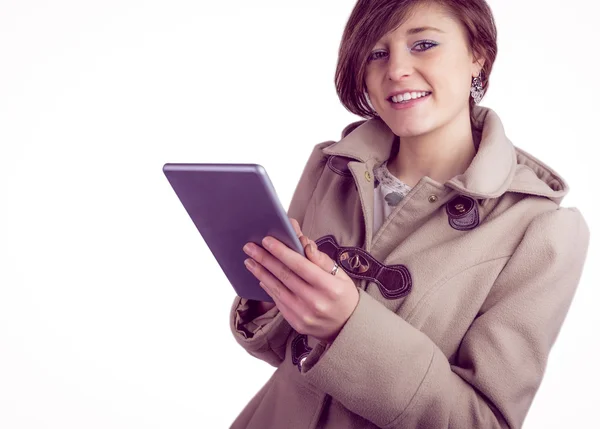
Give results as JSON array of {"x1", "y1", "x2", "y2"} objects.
[{"x1": 0, "y1": 0, "x2": 598, "y2": 427}]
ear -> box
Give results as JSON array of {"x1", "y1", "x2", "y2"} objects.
[{"x1": 472, "y1": 56, "x2": 485, "y2": 77}]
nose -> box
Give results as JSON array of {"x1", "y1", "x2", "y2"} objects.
[{"x1": 386, "y1": 48, "x2": 413, "y2": 81}]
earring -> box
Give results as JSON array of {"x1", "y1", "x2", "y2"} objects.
[{"x1": 471, "y1": 71, "x2": 484, "y2": 104}]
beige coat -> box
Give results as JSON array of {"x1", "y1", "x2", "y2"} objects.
[{"x1": 228, "y1": 105, "x2": 590, "y2": 429}]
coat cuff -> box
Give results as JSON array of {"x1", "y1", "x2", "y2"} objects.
[
  {"x1": 299, "y1": 288, "x2": 435, "y2": 427},
  {"x1": 230, "y1": 295, "x2": 291, "y2": 354},
  {"x1": 233, "y1": 297, "x2": 281, "y2": 339}
]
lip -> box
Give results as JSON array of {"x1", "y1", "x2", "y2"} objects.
[
  {"x1": 387, "y1": 89, "x2": 432, "y2": 100},
  {"x1": 388, "y1": 92, "x2": 431, "y2": 110}
]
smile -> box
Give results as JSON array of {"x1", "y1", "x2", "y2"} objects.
[{"x1": 388, "y1": 92, "x2": 431, "y2": 110}]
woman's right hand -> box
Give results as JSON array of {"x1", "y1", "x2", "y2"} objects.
[{"x1": 249, "y1": 217, "x2": 311, "y2": 316}]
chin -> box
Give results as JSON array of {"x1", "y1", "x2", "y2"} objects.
[{"x1": 386, "y1": 118, "x2": 435, "y2": 138}]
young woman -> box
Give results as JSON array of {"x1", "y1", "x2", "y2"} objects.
[{"x1": 229, "y1": 1, "x2": 590, "y2": 428}]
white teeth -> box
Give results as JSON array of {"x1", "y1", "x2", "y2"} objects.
[{"x1": 391, "y1": 91, "x2": 430, "y2": 103}]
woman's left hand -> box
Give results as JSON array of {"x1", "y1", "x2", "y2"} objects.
[{"x1": 242, "y1": 217, "x2": 359, "y2": 344}]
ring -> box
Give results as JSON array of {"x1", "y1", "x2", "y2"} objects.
[{"x1": 330, "y1": 261, "x2": 339, "y2": 276}]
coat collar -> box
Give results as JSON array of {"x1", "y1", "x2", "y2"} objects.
[{"x1": 322, "y1": 105, "x2": 569, "y2": 205}]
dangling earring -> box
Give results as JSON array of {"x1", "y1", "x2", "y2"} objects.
[{"x1": 471, "y1": 70, "x2": 484, "y2": 104}]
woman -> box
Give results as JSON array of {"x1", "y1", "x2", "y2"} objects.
[{"x1": 229, "y1": 0, "x2": 590, "y2": 428}]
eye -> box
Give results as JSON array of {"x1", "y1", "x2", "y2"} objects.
[
  {"x1": 367, "y1": 40, "x2": 439, "y2": 63},
  {"x1": 412, "y1": 40, "x2": 438, "y2": 52},
  {"x1": 367, "y1": 50, "x2": 388, "y2": 63}
]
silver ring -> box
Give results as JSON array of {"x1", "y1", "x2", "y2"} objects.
[{"x1": 330, "y1": 261, "x2": 339, "y2": 276}]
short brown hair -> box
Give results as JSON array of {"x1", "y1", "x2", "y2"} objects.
[{"x1": 335, "y1": 0, "x2": 498, "y2": 126}]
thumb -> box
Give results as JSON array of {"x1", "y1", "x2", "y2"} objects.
[
  {"x1": 289, "y1": 217, "x2": 312, "y2": 253},
  {"x1": 305, "y1": 239, "x2": 348, "y2": 279},
  {"x1": 290, "y1": 217, "x2": 347, "y2": 279}
]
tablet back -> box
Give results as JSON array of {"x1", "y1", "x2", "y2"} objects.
[{"x1": 163, "y1": 163, "x2": 305, "y2": 303}]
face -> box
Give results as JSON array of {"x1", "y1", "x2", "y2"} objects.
[{"x1": 364, "y1": 2, "x2": 483, "y2": 137}]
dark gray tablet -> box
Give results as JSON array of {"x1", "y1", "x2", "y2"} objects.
[{"x1": 163, "y1": 163, "x2": 306, "y2": 303}]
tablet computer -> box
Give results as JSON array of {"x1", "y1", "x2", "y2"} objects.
[{"x1": 163, "y1": 162, "x2": 306, "y2": 303}]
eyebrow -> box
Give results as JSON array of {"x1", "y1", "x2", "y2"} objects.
[{"x1": 406, "y1": 26, "x2": 445, "y2": 35}]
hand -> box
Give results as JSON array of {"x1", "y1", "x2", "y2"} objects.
[{"x1": 242, "y1": 217, "x2": 359, "y2": 344}]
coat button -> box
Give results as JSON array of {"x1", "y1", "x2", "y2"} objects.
[
  {"x1": 428, "y1": 194, "x2": 438, "y2": 203},
  {"x1": 364, "y1": 170, "x2": 372, "y2": 181},
  {"x1": 339, "y1": 250, "x2": 370, "y2": 274}
]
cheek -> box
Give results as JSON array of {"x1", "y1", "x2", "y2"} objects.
[
  {"x1": 365, "y1": 75, "x2": 382, "y2": 100},
  {"x1": 428, "y1": 53, "x2": 472, "y2": 99},
  {"x1": 430, "y1": 70, "x2": 471, "y2": 104}
]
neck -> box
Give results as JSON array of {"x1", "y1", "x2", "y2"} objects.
[{"x1": 387, "y1": 107, "x2": 478, "y2": 188}]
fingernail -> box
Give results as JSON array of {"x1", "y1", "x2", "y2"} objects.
[
  {"x1": 309, "y1": 243, "x2": 316, "y2": 254},
  {"x1": 262, "y1": 236, "x2": 274, "y2": 249}
]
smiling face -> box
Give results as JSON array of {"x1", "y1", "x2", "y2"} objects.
[{"x1": 364, "y1": 1, "x2": 484, "y2": 137}]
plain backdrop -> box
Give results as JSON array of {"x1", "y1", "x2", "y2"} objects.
[{"x1": 0, "y1": 0, "x2": 598, "y2": 428}]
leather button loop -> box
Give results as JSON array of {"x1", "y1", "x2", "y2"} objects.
[
  {"x1": 291, "y1": 334, "x2": 312, "y2": 372},
  {"x1": 314, "y1": 234, "x2": 412, "y2": 300},
  {"x1": 327, "y1": 155, "x2": 353, "y2": 177},
  {"x1": 446, "y1": 195, "x2": 479, "y2": 231}
]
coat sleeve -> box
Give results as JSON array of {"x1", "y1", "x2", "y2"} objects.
[
  {"x1": 229, "y1": 140, "x2": 336, "y2": 367},
  {"x1": 299, "y1": 206, "x2": 590, "y2": 428}
]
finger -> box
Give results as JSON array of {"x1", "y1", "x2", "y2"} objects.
[
  {"x1": 289, "y1": 217, "x2": 302, "y2": 237},
  {"x1": 249, "y1": 242, "x2": 323, "y2": 307},
  {"x1": 304, "y1": 238, "x2": 352, "y2": 282},
  {"x1": 261, "y1": 236, "x2": 347, "y2": 291},
  {"x1": 246, "y1": 255, "x2": 299, "y2": 307},
  {"x1": 289, "y1": 217, "x2": 312, "y2": 256},
  {"x1": 248, "y1": 241, "x2": 321, "y2": 302},
  {"x1": 288, "y1": 217, "x2": 331, "y2": 267},
  {"x1": 290, "y1": 217, "x2": 311, "y2": 248},
  {"x1": 259, "y1": 281, "x2": 300, "y2": 328}
]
